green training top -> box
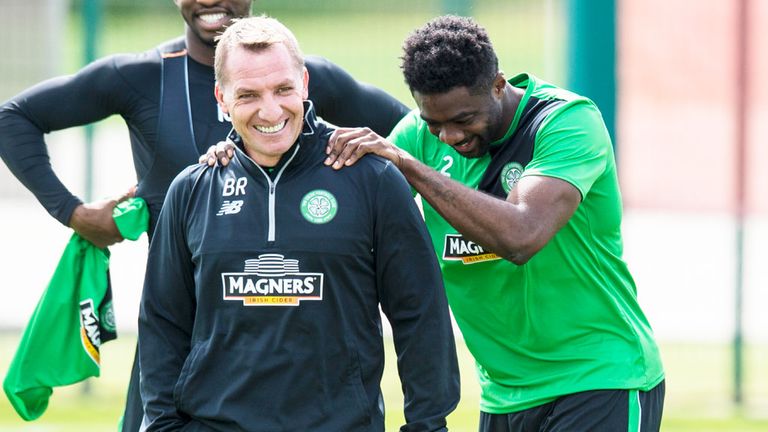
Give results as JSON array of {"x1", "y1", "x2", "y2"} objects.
[
  {"x1": 388, "y1": 73, "x2": 664, "y2": 413},
  {"x1": 3, "y1": 198, "x2": 149, "y2": 421}
]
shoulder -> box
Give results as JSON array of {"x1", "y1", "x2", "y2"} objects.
[
  {"x1": 78, "y1": 45, "x2": 168, "y2": 102},
  {"x1": 154, "y1": 37, "x2": 186, "y2": 55},
  {"x1": 514, "y1": 74, "x2": 606, "y2": 142},
  {"x1": 97, "y1": 38, "x2": 183, "y2": 77},
  {"x1": 305, "y1": 55, "x2": 354, "y2": 84},
  {"x1": 354, "y1": 153, "x2": 393, "y2": 173},
  {"x1": 70, "y1": 51, "x2": 149, "y2": 81},
  {"x1": 537, "y1": 98, "x2": 606, "y2": 145},
  {"x1": 343, "y1": 155, "x2": 408, "y2": 193},
  {"x1": 166, "y1": 163, "x2": 211, "y2": 200},
  {"x1": 522, "y1": 74, "x2": 598, "y2": 120},
  {"x1": 108, "y1": 51, "x2": 160, "y2": 84},
  {"x1": 305, "y1": 55, "x2": 337, "y2": 74},
  {"x1": 106, "y1": 37, "x2": 185, "y2": 96},
  {"x1": 114, "y1": 38, "x2": 186, "y2": 76}
]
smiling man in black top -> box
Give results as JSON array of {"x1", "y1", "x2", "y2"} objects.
[
  {"x1": 139, "y1": 15, "x2": 459, "y2": 431},
  {"x1": 0, "y1": 1, "x2": 409, "y2": 430}
]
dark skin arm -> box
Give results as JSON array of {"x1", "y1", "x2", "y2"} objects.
[
  {"x1": 322, "y1": 127, "x2": 582, "y2": 265},
  {"x1": 69, "y1": 190, "x2": 133, "y2": 249}
]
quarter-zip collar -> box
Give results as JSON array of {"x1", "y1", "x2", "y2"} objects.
[
  {"x1": 229, "y1": 100, "x2": 328, "y2": 179},
  {"x1": 230, "y1": 100, "x2": 329, "y2": 243}
]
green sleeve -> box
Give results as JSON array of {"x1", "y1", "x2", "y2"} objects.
[{"x1": 523, "y1": 100, "x2": 612, "y2": 198}]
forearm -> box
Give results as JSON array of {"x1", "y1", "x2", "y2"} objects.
[
  {"x1": 0, "y1": 103, "x2": 82, "y2": 225},
  {"x1": 326, "y1": 130, "x2": 554, "y2": 264},
  {"x1": 398, "y1": 156, "x2": 541, "y2": 264}
]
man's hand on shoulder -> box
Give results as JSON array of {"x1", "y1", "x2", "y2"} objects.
[
  {"x1": 68, "y1": 186, "x2": 135, "y2": 249},
  {"x1": 200, "y1": 140, "x2": 236, "y2": 167},
  {"x1": 325, "y1": 127, "x2": 409, "y2": 170}
]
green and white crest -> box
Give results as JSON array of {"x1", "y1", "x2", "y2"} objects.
[
  {"x1": 500, "y1": 162, "x2": 524, "y2": 193},
  {"x1": 300, "y1": 190, "x2": 338, "y2": 224},
  {"x1": 101, "y1": 300, "x2": 116, "y2": 333}
]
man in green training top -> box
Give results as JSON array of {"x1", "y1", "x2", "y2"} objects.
[{"x1": 322, "y1": 15, "x2": 666, "y2": 432}]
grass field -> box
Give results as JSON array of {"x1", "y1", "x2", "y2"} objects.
[{"x1": 1, "y1": 333, "x2": 767, "y2": 431}]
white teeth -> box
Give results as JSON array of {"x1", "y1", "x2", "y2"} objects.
[
  {"x1": 255, "y1": 120, "x2": 287, "y2": 134},
  {"x1": 199, "y1": 12, "x2": 226, "y2": 24}
]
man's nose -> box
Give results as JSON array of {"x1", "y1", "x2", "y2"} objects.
[
  {"x1": 439, "y1": 126, "x2": 465, "y2": 146},
  {"x1": 257, "y1": 96, "x2": 283, "y2": 123}
]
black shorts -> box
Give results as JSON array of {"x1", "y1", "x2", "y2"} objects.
[{"x1": 479, "y1": 380, "x2": 665, "y2": 432}]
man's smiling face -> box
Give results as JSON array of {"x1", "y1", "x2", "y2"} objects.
[
  {"x1": 215, "y1": 43, "x2": 309, "y2": 167},
  {"x1": 175, "y1": 0, "x2": 252, "y2": 47}
]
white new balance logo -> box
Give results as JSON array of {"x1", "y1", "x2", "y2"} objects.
[{"x1": 217, "y1": 200, "x2": 244, "y2": 216}]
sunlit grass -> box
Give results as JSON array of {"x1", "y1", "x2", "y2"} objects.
[{"x1": 1, "y1": 334, "x2": 767, "y2": 431}]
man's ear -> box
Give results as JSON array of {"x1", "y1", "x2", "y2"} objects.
[
  {"x1": 214, "y1": 82, "x2": 229, "y2": 113},
  {"x1": 493, "y1": 72, "x2": 507, "y2": 97},
  {"x1": 301, "y1": 66, "x2": 309, "y2": 100}
]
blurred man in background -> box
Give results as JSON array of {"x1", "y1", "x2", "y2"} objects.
[
  {"x1": 0, "y1": 1, "x2": 408, "y2": 430},
  {"x1": 323, "y1": 15, "x2": 666, "y2": 432}
]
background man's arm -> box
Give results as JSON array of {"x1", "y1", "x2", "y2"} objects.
[{"x1": 0, "y1": 55, "x2": 141, "y2": 247}]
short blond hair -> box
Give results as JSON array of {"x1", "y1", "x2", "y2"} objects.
[{"x1": 214, "y1": 15, "x2": 305, "y2": 84}]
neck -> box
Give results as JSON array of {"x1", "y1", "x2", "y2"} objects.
[
  {"x1": 185, "y1": 28, "x2": 215, "y2": 67},
  {"x1": 499, "y1": 83, "x2": 524, "y2": 136}
]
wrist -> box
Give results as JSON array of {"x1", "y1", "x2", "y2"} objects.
[
  {"x1": 391, "y1": 147, "x2": 413, "y2": 171},
  {"x1": 68, "y1": 204, "x2": 86, "y2": 228},
  {"x1": 59, "y1": 198, "x2": 84, "y2": 228}
]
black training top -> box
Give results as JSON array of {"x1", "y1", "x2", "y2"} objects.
[
  {"x1": 139, "y1": 102, "x2": 459, "y2": 431},
  {"x1": 0, "y1": 37, "x2": 409, "y2": 229}
]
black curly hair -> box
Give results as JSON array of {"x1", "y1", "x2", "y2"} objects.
[{"x1": 401, "y1": 15, "x2": 499, "y2": 95}]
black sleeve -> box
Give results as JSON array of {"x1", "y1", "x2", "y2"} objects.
[
  {"x1": 374, "y1": 163, "x2": 460, "y2": 432},
  {"x1": 305, "y1": 55, "x2": 410, "y2": 137},
  {"x1": 0, "y1": 52, "x2": 158, "y2": 226},
  {"x1": 138, "y1": 167, "x2": 198, "y2": 431}
]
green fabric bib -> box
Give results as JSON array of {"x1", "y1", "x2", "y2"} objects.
[{"x1": 3, "y1": 198, "x2": 148, "y2": 421}]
